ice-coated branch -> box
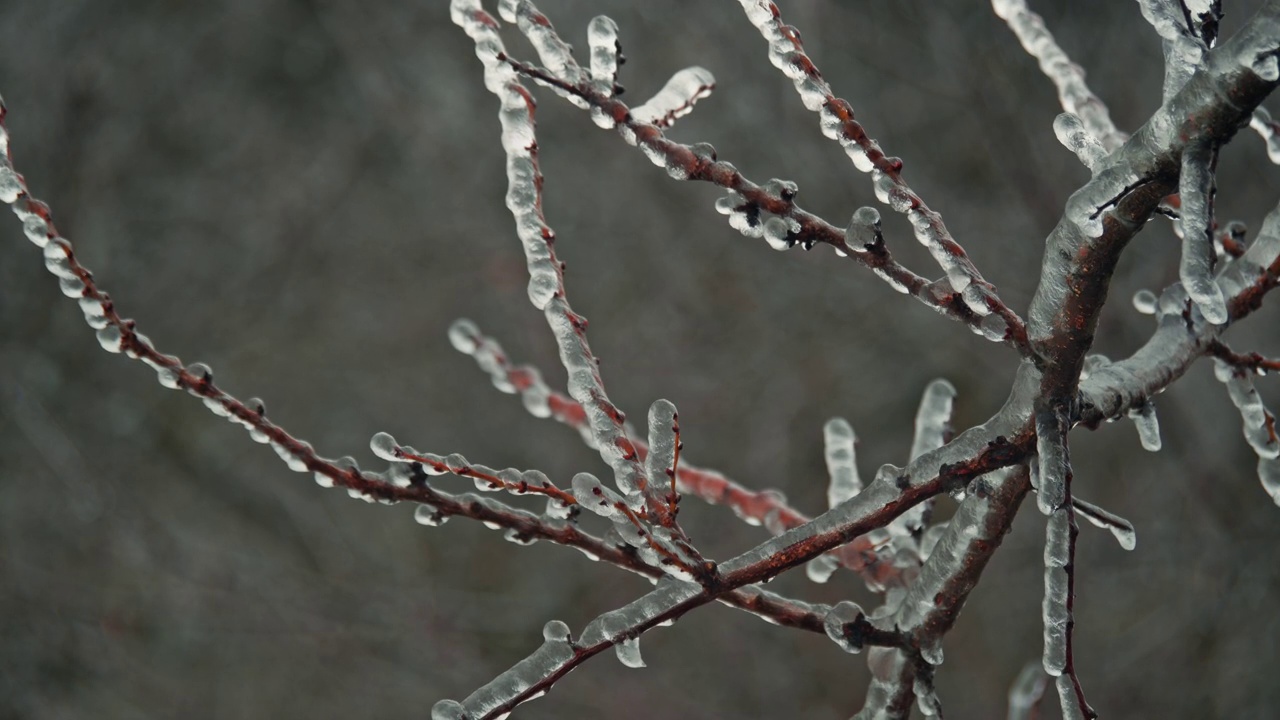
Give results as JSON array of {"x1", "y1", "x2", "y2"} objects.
[
  {"x1": 735, "y1": 1, "x2": 1028, "y2": 342},
  {"x1": 445, "y1": 406, "x2": 1034, "y2": 720},
  {"x1": 1079, "y1": 197, "x2": 1280, "y2": 428},
  {"x1": 5, "y1": 112, "x2": 839, "y2": 640},
  {"x1": 853, "y1": 466, "x2": 1033, "y2": 719},
  {"x1": 1207, "y1": 340, "x2": 1280, "y2": 374},
  {"x1": 450, "y1": 308, "x2": 895, "y2": 583},
  {"x1": 1025, "y1": 2, "x2": 1280, "y2": 402},
  {"x1": 452, "y1": 0, "x2": 687, "y2": 534},
  {"x1": 1179, "y1": 141, "x2": 1229, "y2": 324},
  {"x1": 490, "y1": 36, "x2": 1032, "y2": 353},
  {"x1": 992, "y1": 0, "x2": 1127, "y2": 151}
]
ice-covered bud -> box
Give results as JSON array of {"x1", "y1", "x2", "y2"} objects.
[
  {"x1": 414, "y1": 505, "x2": 449, "y2": 527},
  {"x1": 631, "y1": 66, "x2": 715, "y2": 127},
  {"x1": 96, "y1": 325, "x2": 124, "y2": 353},
  {"x1": 844, "y1": 206, "x2": 882, "y2": 249},
  {"x1": 370, "y1": 431, "x2": 402, "y2": 461},
  {"x1": 430, "y1": 698, "x2": 466, "y2": 720},
  {"x1": 911, "y1": 379, "x2": 956, "y2": 461},
  {"x1": 823, "y1": 600, "x2": 866, "y2": 654},
  {"x1": 762, "y1": 216, "x2": 797, "y2": 251},
  {"x1": 448, "y1": 318, "x2": 480, "y2": 354}
]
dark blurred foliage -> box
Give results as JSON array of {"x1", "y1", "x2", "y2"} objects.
[{"x1": 2, "y1": 1, "x2": 1278, "y2": 718}]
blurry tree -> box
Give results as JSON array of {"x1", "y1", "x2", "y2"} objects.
[{"x1": 3, "y1": 0, "x2": 1280, "y2": 718}]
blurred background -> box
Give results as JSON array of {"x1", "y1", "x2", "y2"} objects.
[{"x1": 2, "y1": 1, "x2": 1278, "y2": 717}]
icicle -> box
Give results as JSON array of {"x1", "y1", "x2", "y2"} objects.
[
  {"x1": 1053, "y1": 112, "x2": 1106, "y2": 172},
  {"x1": 1128, "y1": 399, "x2": 1162, "y2": 451},
  {"x1": 615, "y1": 635, "x2": 645, "y2": 668},
  {"x1": 1249, "y1": 107, "x2": 1280, "y2": 164},
  {"x1": 1179, "y1": 142, "x2": 1228, "y2": 324},
  {"x1": 1259, "y1": 457, "x2": 1280, "y2": 506},
  {"x1": 1072, "y1": 497, "x2": 1136, "y2": 550},
  {"x1": 370, "y1": 432, "x2": 402, "y2": 461},
  {"x1": 1214, "y1": 359, "x2": 1280, "y2": 460},
  {"x1": 910, "y1": 379, "x2": 956, "y2": 461},
  {"x1": 914, "y1": 676, "x2": 942, "y2": 716},
  {"x1": 823, "y1": 417, "x2": 861, "y2": 508},
  {"x1": 630, "y1": 67, "x2": 715, "y2": 128}
]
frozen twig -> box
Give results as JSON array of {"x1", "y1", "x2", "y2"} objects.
[
  {"x1": 735, "y1": 0, "x2": 1028, "y2": 343},
  {"x1": 491, "y1": 35, "x2": 1032, "y2": 353},
  {"x1": 453, "y1": 0, "x2": 694, "y2": 543},
  {"x1": 1034, "y1": 404, "x2": 1094, "y2": 719},
  {"x1": 992, "y1": 0, "x2": 1127, "y2": 151}
]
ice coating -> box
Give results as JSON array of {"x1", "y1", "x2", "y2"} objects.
[
  {"x1": 991, "y1": 0, "x2": 1125, "y2": 150},
  {"x1": 845, "y1": 206, "x2": 882, "y2": 249},
  {"x1": 446, "y1": 618, "x2": 578, "y2": 720},
  {"x1": 630, "y1": 67, "x2": 715, "y2": 128},
  {"x1": 1128, "y1": 400, "x2": 1162, "y2": 452},
  {"x1": 1035, "y1": 407, "x2": 1068, "y2": 515},
  {"x1": 587, "y1": 15, "x2": 621, "y2": 88},
  {"x1": 1042, "y1": 562, "x2": 1069, "y2": 676},
  {"x1": 1007, "y1": 663, "x2": 1049, "y2": 720},
  {"x1": 1053, "y1": 112, "x2": 1107, "y2": 172},
  {"x1": 498, "y1": 0, "x2": 585, "y2": 87},
  {"x1": 644, "y1": 399, "x2": 679, "y2": 506},
  {"x1": 1179, "y1": 142, "x2": 1228, "y2": 324},
  {"x1": 1055, "y1": 675, "x2": 1087, "y2": 720},
  {"x1": 823, "y1": 418, "x2": 861, "y2": 508}
]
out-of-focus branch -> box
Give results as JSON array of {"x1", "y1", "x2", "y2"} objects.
[
  {"x1": 735, "y1": 0, "x2": 1030, "y2": 351},
  {"x1": 489, "y1": 36, "x2": 1032, "y2": 353}
]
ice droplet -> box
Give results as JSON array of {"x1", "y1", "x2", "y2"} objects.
[
  {"x1": 543, "y1": 619, "x2": 572, "y2": 643},
  {"x1": 1132, "y1": 289, "x2": 1158, "y2": 315},
  {"x1": 615, "y1": 635, "x2": 645, "y2": 668}
]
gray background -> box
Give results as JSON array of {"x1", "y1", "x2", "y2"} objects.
[{"x1": 2, "y1": 1, "x2": 1278, "y2": 718}]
